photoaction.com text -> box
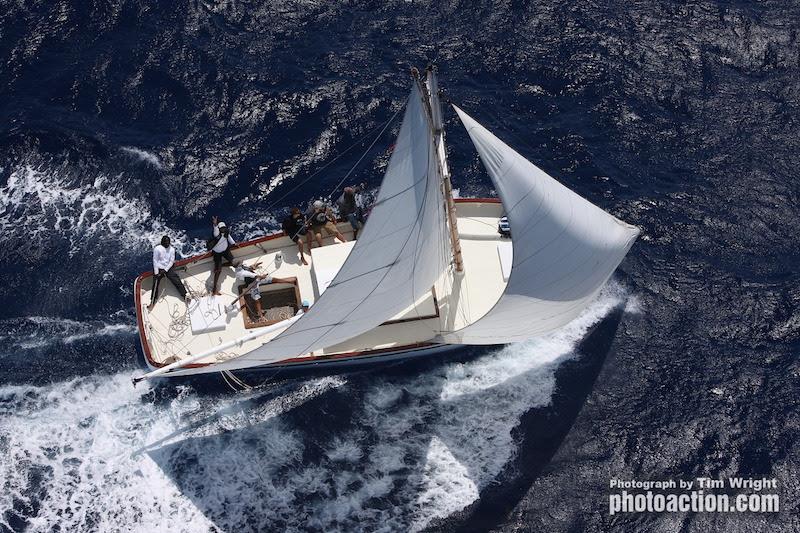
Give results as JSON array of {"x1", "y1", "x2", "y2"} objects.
[{"x1": 608, "y1": 477, "x2": 780, "y2": 515}]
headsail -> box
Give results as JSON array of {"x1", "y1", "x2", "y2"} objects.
[
  {"x1": 174, "y1": 84, "x2": 449, "y2": 375},
  {"x1": 438, "y1": 107, "x2": 639, "y2": 344}
]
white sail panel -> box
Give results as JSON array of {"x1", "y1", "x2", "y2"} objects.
[
  {"x1": 438, "y1": 107, "x2": 639, "y2": 344},
  {"x1": 181, "y1": 85, "x2": 448, "y2": 374}
]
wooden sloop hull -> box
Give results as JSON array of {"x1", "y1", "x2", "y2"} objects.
[
  {"x1": 139, "y1": 341, "x2": 468, "y2": 378},
  {"x1": 134, "y1": 198, "x2": 504, "y2": 378}
]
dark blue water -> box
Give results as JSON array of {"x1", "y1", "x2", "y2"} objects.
[{"x1": 1, "y1": 1, "x2": 798, "y2": 531}]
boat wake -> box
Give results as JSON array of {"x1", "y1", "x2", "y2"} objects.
[
  {"x1": 0, "y1": 282, "x2": 633, "y2": 532},
  {"x1": 0, "y1": 162, "x2": 197, "y2": 258},
  {"x1": 0, "y1": 315, "x2": 137, "y2": 353}
]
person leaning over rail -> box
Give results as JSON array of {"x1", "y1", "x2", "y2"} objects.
[
  {"x1": 306, "y1": 200, "x2": 346, "y2": 248},
  {"x1": 281, "y1": 207, "x2": 309, "y2": 265},
  {"x1": 210, "y1": 216, "x2": 237, "y2": 295},
  {"x1": 148, "y1": 235, "x2": 190, "y2": 311}
]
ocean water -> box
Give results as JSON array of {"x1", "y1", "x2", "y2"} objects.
[
  {"x1": 0, "y1": 285, "x2": 627, "y2": 532},
  {"x1": 1, "y1": 1, "x2": 798, "y2": 532}
]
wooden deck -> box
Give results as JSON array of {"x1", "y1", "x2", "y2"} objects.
[{"x1": 135, "y1": 199, "x2": 508, "y2": 370}]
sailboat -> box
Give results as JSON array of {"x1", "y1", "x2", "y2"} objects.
[{"x1": 133, "y1": 68, "x2": 639, "y2": 383}]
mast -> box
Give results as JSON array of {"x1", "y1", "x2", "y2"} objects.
[{"x1": 414, "y1": 66, "x2": 464, "y2": 273}]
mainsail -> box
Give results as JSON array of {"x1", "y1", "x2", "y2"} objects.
[
  {"x1": 438, "y1": 107, "x2": 640, "y2": 344},
  {"x1": 176, "y1": 84, "x2": 449, "y2": 375}
]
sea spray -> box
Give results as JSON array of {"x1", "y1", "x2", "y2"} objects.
[
  {"x1": 0, "y1": 282, "x2": 635, "y2": 532},
  {"x1": 0, "y1": 163, "x2": 199, "y2": 257},
  {"x1": 120, "y1": 147, "x2": 165, "y2": 170}
]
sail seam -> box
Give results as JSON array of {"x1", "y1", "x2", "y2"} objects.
[{"x1": 242, "y1": 91, "x2": 441, "y2": 362}]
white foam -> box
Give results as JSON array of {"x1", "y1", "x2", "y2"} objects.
[
  {"x1": 0, "y1": 373, "x2": 347, "y2": 532},
  {"x1": 0, "y1": 164, "x2": 193, "y2": 256},
  {"x1": 120, "y1": 146, "x2": 165, "y2": 170},
  {"x1": 414, "y1": 436, "x2": 480, "y2": 526},
  {"x1": 0, "y1": 316, "x2": 138, "y2": 354},
  {"x1": 624, "y1": 294, "x2": 643, "y2": 315},
  {"x1": 62, "y1": 323, "x2": 137, "y2": 344},
  {"x1": 0, "y1": 284, "x2": 631, "y2": 531}
]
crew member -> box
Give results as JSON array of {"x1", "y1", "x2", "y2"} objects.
[
  {"x1": 148, "y1": 235, "x2": 189, "y2": 310},
  {"x1": 307, "y1": 200, "x2": 346, "y2": 248},
  {"x1": 336, "y1": 184, "x2": 365, "y2": 238},
  {"x1": 210, "y1": 216, "x2": 236, "y2": 295},
  {"x1": 234, "y1": 262, "x2": 293, "y2": 320},
  {"x1": 281, "y1": 207, "x2": 309, "y2": 265}
]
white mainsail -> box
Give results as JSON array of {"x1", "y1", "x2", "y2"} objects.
[
  {"x1": 174, "y1": 84, "x2": 449, "y2": 375},
  {"x1": 438, "y1": 107, "x2": 640, "y2": 344}
]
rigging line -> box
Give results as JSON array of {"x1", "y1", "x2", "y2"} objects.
[
  {"x1": 220, "y1": 370, "x2": 238, "y2": 391},
  {"x1": 324, "y1": 260, "x2": 396, "y2": 290},
  {"x1": 462, "y1": 216, "x2": 501, "y2": 230},
  {"x1": 326, "y1": 102, "x2": 406, "y2": 202},
  {"x1": 262, "y1": 102, "x2": 405, "y2": 214},
  {"x1": 290, "y1": 147, "x2": 437, "y2": 357},
  {"x1": 225, "y1": 370, "x2": 253, "y2": 391},
  {"x1": 365, "y1": 172, "x2": 426, "y2": 210},
  {"x1": 246, "y1": 139, "x2": 437, "y2": 360},
  {"x1": 227, "y1": 170, "x2": 433, "y2": 358}
]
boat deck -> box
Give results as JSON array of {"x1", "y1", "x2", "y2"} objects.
[{"x1": 135, "y1": 199, "x2": 508, "y2": 369}]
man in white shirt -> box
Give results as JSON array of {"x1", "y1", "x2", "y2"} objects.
[
  {"x1": 210, "y1": 216, "x2": 237, "y2": 295},
  {"x1": 148, "y1": 236, "x2": 189, "y2": 310}
]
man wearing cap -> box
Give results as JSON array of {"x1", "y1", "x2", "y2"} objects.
[
  {"x1": 211, "y1": 215, "x2": 237, "y2": 295},
  {"x1": 306, "y1": 200, "x2": 346, "y2": 248}
]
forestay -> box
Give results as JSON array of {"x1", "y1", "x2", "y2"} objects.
[
  {"x1": 178, "y1": 84, "x2": 449, "y2": 375},
  {"x1": 438, "y1": 107, "x2": 639, "y2": 344}
]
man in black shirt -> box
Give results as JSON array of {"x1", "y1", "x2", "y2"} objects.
[{"x1": 281, "y1": 207, "x2": 309, "y2": 265}]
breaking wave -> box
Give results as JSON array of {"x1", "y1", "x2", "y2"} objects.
[
  {"x1": 0, "y1": 282, "x2": 632, "y2": 532},
  {"x1": 120, "y1": 146, "x2": 165, "y2": 170},
  {"x1": 0, "y1": 162, "x2": 195, "y2": 257},
  {"x1": 0, "y1": 315, "x2": 137, "y2": 354}
]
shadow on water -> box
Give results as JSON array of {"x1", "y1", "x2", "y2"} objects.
[
  {"x1": 141, "y1": 306, "x2": 624, "y2": 532},
  {"x1": 444, "y1": 305, "x2": 625, "y2": 532}
]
